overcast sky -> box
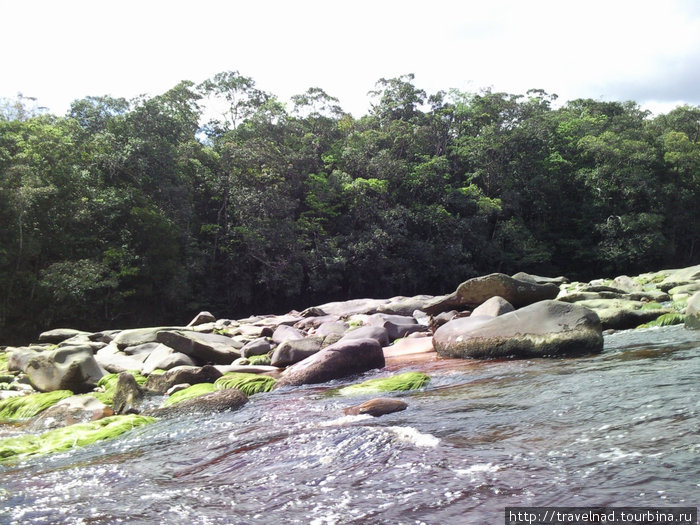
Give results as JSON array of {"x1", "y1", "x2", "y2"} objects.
[{"x1": 2, "y1": 0, "x2": 699, "y2": 117}]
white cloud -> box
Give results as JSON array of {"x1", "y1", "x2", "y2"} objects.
[{"x1": 1, "y1": 0, "x2": 698, "y2": 117}]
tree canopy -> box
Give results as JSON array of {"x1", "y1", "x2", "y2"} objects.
[{"x1": 1, "y1": 74, "x2": 698, "y2": 343}]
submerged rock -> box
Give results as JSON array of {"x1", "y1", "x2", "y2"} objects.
[
  {"x1": 278, "y1": 338, "x2": 385, "y2": 387},
  {"x1": 215, "y1": 372, "x2": 277, "y2": 396},
  {"x1": 344, "y1": 397, "x2": 408, "y2": 417},
  {"x1": 433, "y1": 300, "x2": 603, "y2": 359}
]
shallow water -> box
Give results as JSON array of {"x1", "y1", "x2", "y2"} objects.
[{"x1": 1, "y1": 325, "x2": 698, "y2": 524}]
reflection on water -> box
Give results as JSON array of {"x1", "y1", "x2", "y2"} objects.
[{"x1": 1, "y1": 325, "x2": 698, "y2": 524}]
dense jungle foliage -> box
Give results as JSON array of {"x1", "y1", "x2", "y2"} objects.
[{"x1": 1, "y1": 73, "x2": 698, "y2": 342}]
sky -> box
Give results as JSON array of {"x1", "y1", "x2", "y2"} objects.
[{"x1": 2, "y1": 0, "x2": 700, "y2": 118}]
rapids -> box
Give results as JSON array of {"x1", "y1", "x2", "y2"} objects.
[{"x1": 1, "y1": 325, "x2": 698, "y2": 524}]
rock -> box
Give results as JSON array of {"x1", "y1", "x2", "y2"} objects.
[
  {"x1": 112, "y1": 372, "x2": 145, "y2": 415},
  {"x1": 214, "y1": 364, "x2": 282, "y2": 378},
  {"x1": 122, "y1": 342, "x2": 162, "y2": 359},
  {"x1": 294, "y1": 314, "x2": 340, "y2": 331},
  {"x1": 300, "y1": 306, "x2": 327, "y2": 318},
  {"x1": 685, "y1": 291, "x2": 700, "y2": 330},
  {"x1": 572, "y1": 298, "x2": 671, "y2": 330},
  {"x1": 141, "y1": 344, "x2": 196, "y2": 375},
  {"x1": 339, "y1": 326, "x2": 390, "y2": 347},
  {"x1": 7, "y1": 347, "x2": 41, "y2": 372},
  {"x1": 113, "y1": 327, "x2": 179, "y2": 349},
  {"x1": 27, "y1": 395, "x2": 114, "y2": 430},
  {"x1": 433, "y1": 300, "x2": 603, "y2": 359},
  {"x1": 277, "y1": 338, "x2": 385, "y2": 387},
  {"x1": 512, "y1": 272, "x2": 569, "y2": 285},
  {"x1": 657, "y1": 264, "x2": 700, "y2": 292},
  {"x1": 424, "y1": 273, "x2": 559, "y2": 315},
  {"x1": 251, "y1": 314, "x2": 304, "y2": 328},
  {"x1": 314, "y1": 298, "x2": 389, "y2": 317},
  {"x1": 143, "y1": 365, "x2": 222, "y2": 394},
  {"x1": 23, "y1": 346, "x2": 105, "y2": 393},
  {"x1": 94, "y1": 348, "x2": 147, "y2": 374},
  {"x1": 613, "y1": 275, "x2": 643, "y2": 293},
  {"x1": 270, "y1": 336, "x2": 324, "y2": 367},
  {"x1": 271, "y1": 325, "x2": 306, "y2": 345},
  {"x1": 376, "y1": 295, "x2": 436, "y2": 316},
  {"x1": 187, "y1": 311, "x2": 216, "y2": 327},
  {"x1": 344, "y1": 398, "x2": 408, "y2": 417},
  {"x1": 240, "y1": 338, "x2": 272, "y2": 358},
  {"x1": 153, "y1": 388, "x2": 248, "y2": 418},
  {"x1": 313, "y1": 321, "x2": 349, "y2": 339},
  {"x1": 383, "y1": 336, "x2": 435, "y2": 359},
  {"x1": 165, "y1": 383, "x2": 191, "y2": 396},
  {"x1": 38, "y1": 328, "x2": 91, "y2": 344},
  {"x1": 471, "y1": 296, "x2": 515, "y2": 317},
  {"x1": 225, "y1": 324, "x2": 274, "y2": 339},
  {"x1": 156, "y1": 330, "x2": 242, "y2": 365},
  {"x1": 366, "y1": 314, "x2": 425, "y2": 340}
]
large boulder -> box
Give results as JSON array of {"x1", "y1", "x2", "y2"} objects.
[
  {"x1": 240, "y1": 338, "x2": 272, "y2": 358},
  {"x1": 277, "y1": 338, "x2": 385, "y2": 387},
  {"x1": 512, "y1": 272, "x2": 569, "y2": 285},
  {"x1": 113, "y1": 327, "x2": 178, "y2": 349},
  {"x1": 270, "y1": 336, "x2": 324, "y2": 367},
  {"x1": 94, "y1": 345, "x2": 147, "y2": 374},
  {"x1": 657, "y1": 264, "x2": 700, "y2": 292},
  {"x1": 313, "y1": 298, "x2": 389, "y2": 317},
  {"x1": 156, "y1": 330, "x2": 242, "y2": 365},
  {"x1": 375, "y1": 295, "x2": 435, "y2": 316},
  {"x1": 424, "y1": 273, "x2": 559, "y2": 315},
  {"x1": 271, "y1": 325, "x2": 306, "y2": 345},
  {"x1": 21, "y1": 346, "x2": 104, "y2": 393},
  {"x1": 433, "y1": 300, "x2": 603, "y2": 359},
  {"x1": 685, "y1": 291, "x2": 700, "y2": 330},
  {"x1": 187, "y1": 311, "x2": 216, "y2": 327}
]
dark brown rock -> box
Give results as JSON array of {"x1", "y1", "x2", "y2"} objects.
[{"x1": 344, "y1": 397, "x2": 408, "y2": 417}]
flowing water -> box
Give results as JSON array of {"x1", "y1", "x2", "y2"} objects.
[{"x1": 1, "y1": 325, "x2": 698, "y2": 524}]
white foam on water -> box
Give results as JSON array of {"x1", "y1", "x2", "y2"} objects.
[
  {"x1": 317, "y1": 414, "x2": 373, "y2": 427},
  {"x1": 453, "y1": 462, "x2": 501, "y2": 476},
  {"x1": 388, "y1": 426, "x2": 440, "y2": 447}
]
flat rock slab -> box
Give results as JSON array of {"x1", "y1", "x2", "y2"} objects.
[
  {"x1": 433, "y1": 300, "x2": 603, "y2": 359},
  {"x1": 383, "y1": 336, "x2": 435, "y2": 359},
  {"x1": 156, "y1": 330, "x2": 242, "y2": 365},
  {"x1": 38, "y1": 328, "x2": 91, "y2": 344},
  {"x1": 277, "y1": 338, "x2": 385, "y2": 387}
]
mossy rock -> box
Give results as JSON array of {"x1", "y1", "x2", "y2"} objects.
[
  {"x1": 637, "y1": 313, "x2": 686, "y2": 329},
  {"x1": 214, "y1": 373, "x2": 277, "y2": 396},
  {"x1": 336, "y1": 372, "x2": 431, "y2": 396},
  {"x1": 0, "y1": 390, "x2": 73, "y2": 420},
  {"x1": 640, "y1": 302, "x2": 663, "y2": 310},
  {"x1": 0, "y1": 352, "x2": 9, "y2": 374},
  {"x1": 0, "y1": 414, "x2": 155, "y2": 462},
  {"x1": 247, "y1": 354, "x2": 271, "y2": 366},
  {"x1": 162, "y1": 382, "x2": 218, "y2": 407},
  {"x1": 94, "y1": 371, "x2": 147, "y2": 406}
]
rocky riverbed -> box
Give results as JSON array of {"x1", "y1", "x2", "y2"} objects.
[{"x1": 1, "y1": 265, "x2": 699, "y2": 462}]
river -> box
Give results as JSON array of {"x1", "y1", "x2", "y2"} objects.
[{"x1": 1, "y1": 325, "x2": 698, "y2": 524}]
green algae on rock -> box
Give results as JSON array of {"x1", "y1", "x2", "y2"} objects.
[
  {"x1": 0, "y1": 414, "x2": 155, "y2": 462},
  {"x1": 637, "y1": 313, "x2": 686, "y2": 329},
  {"x1": 246, "y1": 354, "x2": 272, "y2": 366},
  {"x1": 94, "y1": 371, "x2": 148, "y2": 406},
  {"x1": 336, "y1": 372, "x2": 430, "y2": 396},
  {"x1": 162, "y1": 382, "x2": 218, "y2": 407},
  {"x1": 0, "y1": 390, "x2": 73, "y2": 420},
  {"x1": 214, "y1": 373, "x2": 277, "y2": 396}
]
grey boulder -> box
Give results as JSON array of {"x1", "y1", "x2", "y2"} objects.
[
  {"x1": 23, "y1": 345, "x2": 105, "y2": 393},
  {"x1": 156, "y1": 330, "x2": 242, "y2": 365},
  {"x1": 278, "y1": 338, "x2": 385, "y2": 387},
  {"x1": 433, "y1": 300, "x2": 603, "y2": 359}
]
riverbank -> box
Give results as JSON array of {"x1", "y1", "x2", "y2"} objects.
[{"x1": 1, "y1": 265, "x2": 699, "y2": 462}]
